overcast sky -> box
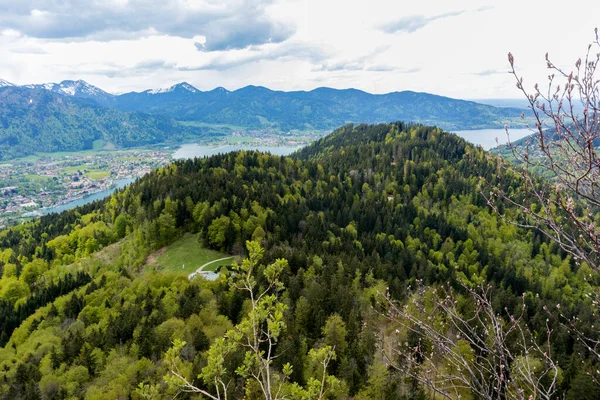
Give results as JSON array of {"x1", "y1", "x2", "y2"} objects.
[{"x1": 0, "y1": 0, "x2": 597, "y2": 98}]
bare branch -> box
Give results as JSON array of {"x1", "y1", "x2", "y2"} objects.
[
  {"x1": 488, "y1": 31, "x2": 600, "y2": 271},
  {"x1": 376, "y1": 282, "x2": 559, "y2": 400}
]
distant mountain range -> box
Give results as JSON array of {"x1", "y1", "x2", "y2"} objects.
[
  {"x1": 0, "y1": 85, "x2": 209, "y2": 160},
  {"x1": 112, "y1": 84, "x2": 530, "y2": 131},
  {"x1": 0, "y1": 78, "x2": 528, "y2": 159},
  {"x1": 0, "y1": 79, "x2": 13, "y2": 88}
]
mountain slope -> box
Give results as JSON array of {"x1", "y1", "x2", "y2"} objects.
[
  {"x1": 0, "y1": 122, "x2": 595, "y2": 397},
  {"x1": 113, "y1": 82, "x2": 208, "y2": 118},
  {"x1": 2, "y1": 79, "x2": 527, "y2": 131},
  {"x1": 0, "y1": 86, "x2": 208, "y2": 159},
  {"x1": 112, "y1": 84, "x2": 526, "y2": 131},
  {"x1": 23, "y1": 80, "x2": 115, "y2": 107}
]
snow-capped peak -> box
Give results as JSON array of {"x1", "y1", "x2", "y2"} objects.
[
  {"x1": 58, "y1": 81, "x2": 77, "y2": 96},
  {"x1": 0, "y1": 78, "x2": 14, "y2": 87},
  {"x1": 147, "y1": 82, "x2": 199, "y2": 95},
  {"x1": 212, "y1": 86, "x2": 230, "y2": 94},
  {"x1": 22, "y1": 80, "x2": 109, "y2": 98},
  {"x1": 178, "y1": 82, "x2": 199, "y2": 93},
  {"x1": 57, "y1": 80, "x2": 107, "y2": 97}
]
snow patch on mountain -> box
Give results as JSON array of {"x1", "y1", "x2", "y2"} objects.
[
  {"x1": 147, "y1": 82, "x2": 199, "y2": 95},
  {"x1": 22, "y1": 80, "x2": 111, "y2": 99},
  {"x1": 147, "y1": 87, "x2": 172, "y2": 95},
  {"x1": 60, "y1": 83, "x2": 76, "y2": 96},
  {"x1": 211, "y1": 87, "x2": 230, "y2": 94},
  {"x1": 57, "y1": 80, "x2": 105, "y2": 97},
  {"x1": 0, "y1": 79, "x2": 14, "y2": 87},
  {"x1": 179, "y1": 83, "x2": 199, "y2": 93}
]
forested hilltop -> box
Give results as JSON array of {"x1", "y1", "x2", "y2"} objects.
[{"x1": 0, "y1": 123, "x2": 598, "y2": 399}]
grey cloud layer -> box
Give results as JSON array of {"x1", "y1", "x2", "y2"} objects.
[
  {"x1": 313, "y1": 46, "x2": 409, "y2": 73},
  {"x1": 380, "y1": 7, "x2": 492, "y2": 34},
  {"x1": 194, "y1": 14, "x2": 294, "y2": 52},
  {"x1": 379, "y1": 10, "x2": 466, "y2": 34},
  {"x1": 0, "y1": 0, "x2": 293, "y2": 51},
  {"x1": 55, "y1": 41, "x2": 328, "y2": 78},
  {"x1": 185, "y1": 42, "x2": 328, "y2": 71}
]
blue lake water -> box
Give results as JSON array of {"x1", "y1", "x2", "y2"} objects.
[
  {"x1": 173, "y1": 144, "x2": 302, "y2": 159},
  {"x1": 173, "y1": 133, "x2": 531, "y2": 157},
  {"x1": 452, "y1": 128, "x2": 532, "y2": 150},
  {"x1": 41, "y1": 177, "x2": 135, "y2": 215}
]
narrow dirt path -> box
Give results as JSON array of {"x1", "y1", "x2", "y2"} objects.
[{"x1": 188, "y1": 256, "x2": 235, "y2": 279}]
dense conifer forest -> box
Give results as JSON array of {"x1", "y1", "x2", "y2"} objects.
[{"x1": 0, "y1": 122, "x2": 598, "y2": 399}]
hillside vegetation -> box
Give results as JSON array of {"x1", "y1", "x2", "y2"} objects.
[
  {"x1": 0, "y1": 87, "x2": 216, "y2": 160},
  {"x1": 111, "y1": 85, "x2": 526, "y2": 131},
  {"x1": 0, "y1": 123, "x2": 597, "y2": 399},
  {"x1": 0, "y1": 81, "x2": 528, "y2": 160}
]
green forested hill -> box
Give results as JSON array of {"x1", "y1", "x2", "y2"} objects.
[{"x1": 0, "y1": 123, "x2": 597, "y2": 399}]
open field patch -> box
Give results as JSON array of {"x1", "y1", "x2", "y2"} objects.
[{"x1": 145, "y1": 233, "x2": 234, "y2": 275}]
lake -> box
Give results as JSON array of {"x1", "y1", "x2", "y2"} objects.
[
  {"x1": 173, "y1": 133, "x2": 533, "y2": 158},
  {"x1": 173, "y1": 144, "x2": 302, "y2": 159},
  {"x1": 41, "y1": 177, "x2": 135, "y2": 215},
  {"x1": 452, "y1": 128, "x2": 533, "y2": 150}
]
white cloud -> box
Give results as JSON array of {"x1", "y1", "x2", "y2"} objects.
[{"x1": 0, "y1": 0, "x2": 597, "y2": 99}]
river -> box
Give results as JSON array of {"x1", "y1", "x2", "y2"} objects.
[{"x1": 41, "y1": 177, "x2": 135, "y2": 215}]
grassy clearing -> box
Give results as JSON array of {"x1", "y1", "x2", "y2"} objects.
[
  {"x1": 24, "y1": 174, "x2": 52, "y2": 182},
  {"x1": 145, "y1": 233, "x2": 234, "y2": 275},
  {"x1": 92, "y1": 139, "x2": 106, "y2": 151},
  {"x1": 91, "y1": 139, "x2": 116, "y2": 151},
  {"x1": 57, "y1": 166, "x2": 108, "y2": 179},
  {"x1": 86, "y1": 170, "x2": 109, "y2": 179},
  {"x1": 61, "y1": 166, "x2": 84, "y2": 175},
  {"x1": 198, "y1": 257, "x2": 236, "y2": 272},
  {"x1": 227, "y1": 136, "x2": 257, "y2": 144},
  {"x1": 102, "y1": 141, "x2": 116, "y2": 151}
]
